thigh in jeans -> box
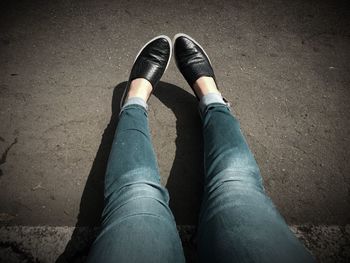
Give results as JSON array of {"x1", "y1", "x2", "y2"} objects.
[{"x1": 198, "y1": 104, "x2": 314, "y2": 263}]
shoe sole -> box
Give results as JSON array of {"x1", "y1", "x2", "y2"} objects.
[{"x1": 120, "y1": 35, "x2": 172, "y2": 109}]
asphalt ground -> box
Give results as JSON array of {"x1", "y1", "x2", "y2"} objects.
[{"x1": 0, "y1": 0, "x2": 349, "y2": 260}]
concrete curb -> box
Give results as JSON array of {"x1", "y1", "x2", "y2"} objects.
[{"x1": 0, "y1": 225, "x2": 349, "y2": 262}]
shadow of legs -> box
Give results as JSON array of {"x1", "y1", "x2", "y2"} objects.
[
  {"x1": 55, "y1": 82, "x2": 126, "y2": 263},
  {"x1": 154, "y1": 82, "x2": 203, "y2": 225},
  {"x1": 155, "y1": 82, "x2": 204, "y2": 263}
]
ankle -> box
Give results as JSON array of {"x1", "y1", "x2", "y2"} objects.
[
  {"x1": 193, "y1": 76, "x2": 220, "y2": 99},
  {"x1": 127, "y1": 78, "x2": 153, "y2": 101}
]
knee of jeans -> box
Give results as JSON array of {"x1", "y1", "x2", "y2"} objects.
[
  {"x1": 110, "y1": 180, "x2": 169, "y2": 205},
  {"x1": 205, "y1": 164, "x2": 264, "y2": 195},
  {"x1": 102, "y1": 181, "x2": 171, "y2": 226},
  {"x1": 200, "y1": 168, "x2": 268, "y2": 225},
  {"x1": 104, "y1": 167, "x2": 160, "y2": 195}
]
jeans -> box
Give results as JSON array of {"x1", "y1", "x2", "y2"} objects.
[{"x1": 87, "y1": 94, "x2": 314, "y2": 263}]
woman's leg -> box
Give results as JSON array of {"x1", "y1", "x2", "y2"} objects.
[
  {"x1": 196, "y1": 78, "x2": 314, "y2": 263},
  {"x1": 87, "y1": 98, "x2": 184, "y2": 263},
  {"x1": 87, "y1": 34, "x2": 185, "y2": 263}
]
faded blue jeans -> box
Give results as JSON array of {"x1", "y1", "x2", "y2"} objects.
[{"x1": 87, "y1": 94, "x2": 314, "y2": 263}]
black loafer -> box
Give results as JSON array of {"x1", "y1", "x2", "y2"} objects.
[
  {"x1": 173, "y1": 33, "x2": 216, "y2": 100},
  {"x1": 120, "y1": 35, "x2": 172, "y2": 108}
]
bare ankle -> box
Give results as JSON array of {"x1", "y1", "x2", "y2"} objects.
[
  {"x1": 193, "y1": 76, "x2": 220, "y2": 99},
  {"x1": 127, "y1": 78, "x2": 153, "y2": 101}
]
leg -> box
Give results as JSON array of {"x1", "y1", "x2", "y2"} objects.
[
  {"x1": 195, "y1": 78, "x2": 315, "y2": 263},
  {"x1": 87, "y1": 79, "x2": 185, "y2": 262},
  {"x1": 173, "y1": 34, "x2": 314, "y2": 263}
]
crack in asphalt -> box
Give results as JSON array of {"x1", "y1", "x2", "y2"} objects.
[{"x1": 0, "y1": 137, "x2": 18, "y2": 176}]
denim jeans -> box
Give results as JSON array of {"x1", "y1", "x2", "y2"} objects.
[{"x1": 87, "y1": 94, "x2": 314, "y2": 263}]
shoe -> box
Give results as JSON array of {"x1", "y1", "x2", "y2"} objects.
[
  {"x1": 120, "y1": 35, "x2": 172, "y2": 108},
  {"x1": 173, "y1": 33, "x2": 216, "y2": 100}
]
